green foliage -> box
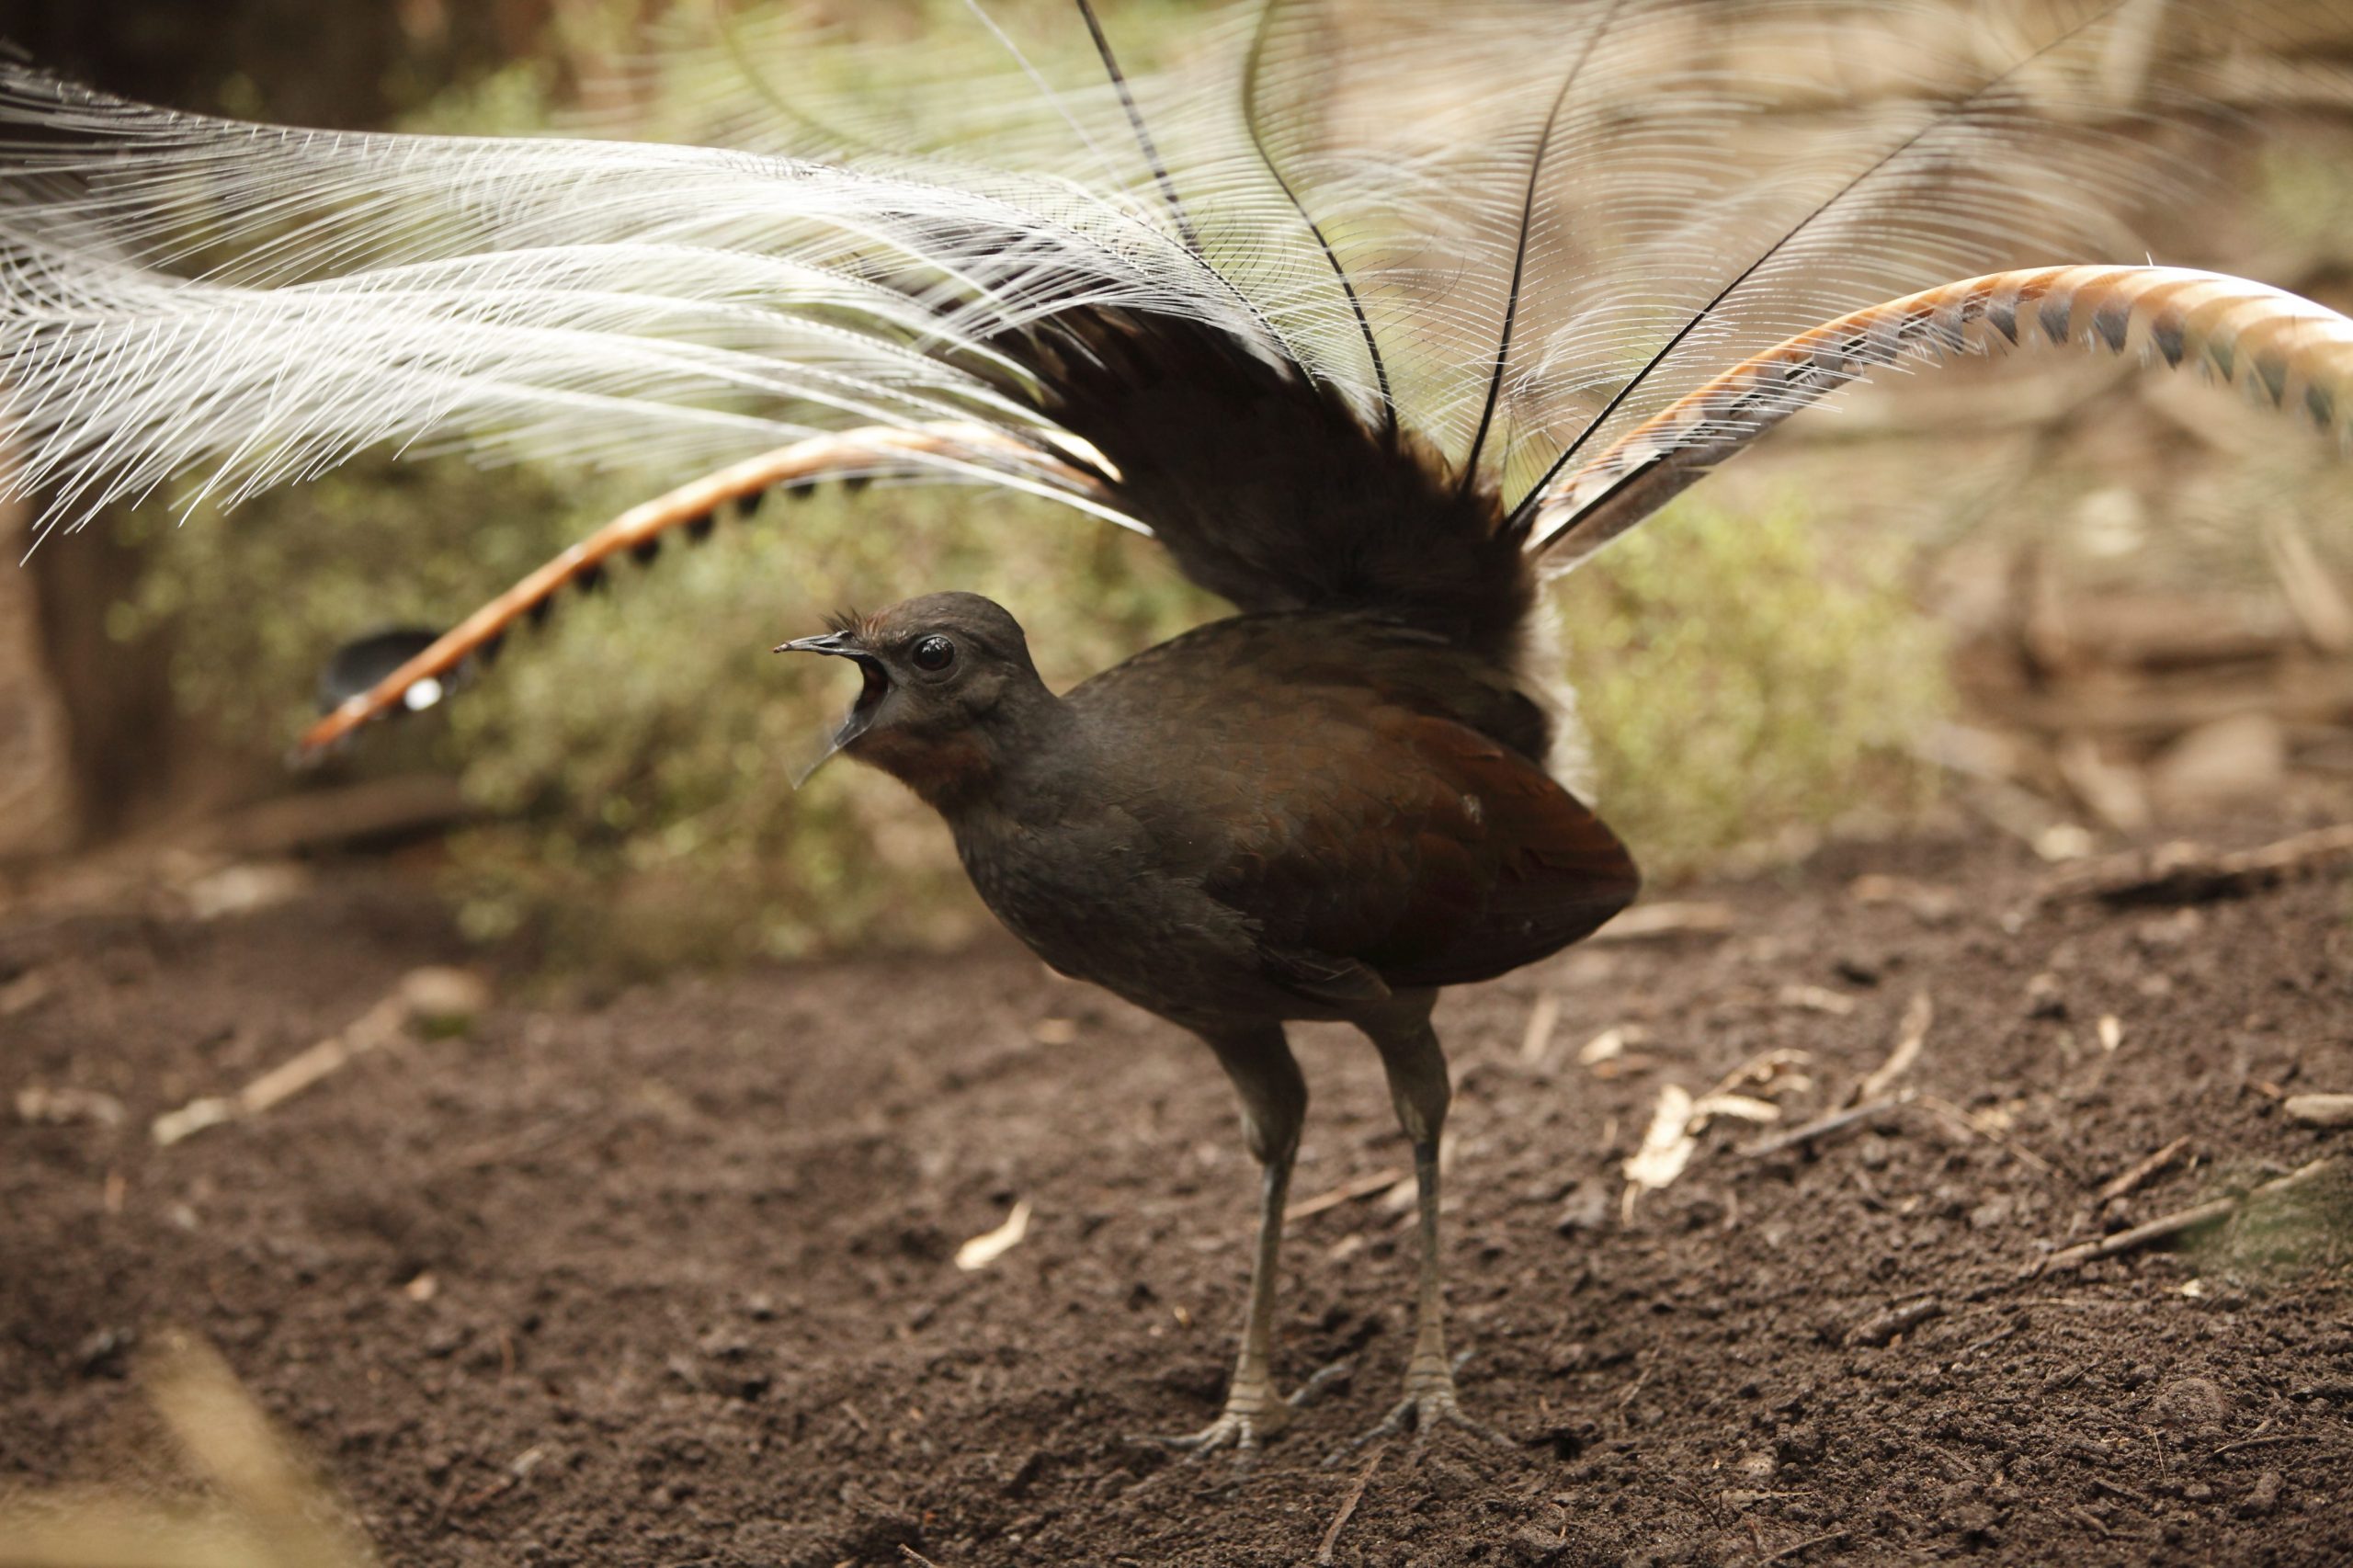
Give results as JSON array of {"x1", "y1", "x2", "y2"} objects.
[
  {"x1": 122, "y1": 466, "x2": 1215, "y2": 970},
  {"x1": 1554, "y1": 494, "x2": 1949, "y2": 877}
]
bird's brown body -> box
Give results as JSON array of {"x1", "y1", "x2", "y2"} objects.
[
  {"x1": 791, "y1": 588, "x2": 1638, "y2": 1451},
  {"x1": 937, "y1": 611, "x2": 1635, "y2": 1028}
]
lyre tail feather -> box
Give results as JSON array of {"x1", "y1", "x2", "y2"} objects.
[
  {"x1": 292, "y1": 424, "x2": 1120, "y2": 760},
  {"x1": 1527, "y1": 266, "x2": 2353, "y2": 568}
]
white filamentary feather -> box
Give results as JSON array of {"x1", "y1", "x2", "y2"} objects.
[{"x1": 1, "y1": 0, "x2": 2349, "y2": 582}]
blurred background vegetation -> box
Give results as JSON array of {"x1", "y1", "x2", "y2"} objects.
[{"x1": 7, "y1": 0, "x2": 2353, "y2": 969}]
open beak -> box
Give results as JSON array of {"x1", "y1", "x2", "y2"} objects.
[{"x1": 775, "y1": 629, "x2": 890, "y2": 787}]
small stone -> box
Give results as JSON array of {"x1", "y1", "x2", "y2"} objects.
[
  {"x1": 1775, "y1": 1422, "x2": 1826, "y2": 1465},
  {"x1": 74, "y1": 1327, "x2": 133, "y2": 1377},
  {"x1": 2025, "y1": 972, "x2": 2066, "y2": 1020},
  {"x1": 2238, "y1": 1471, "x2": 2284, "y2": 1518},
  {"x1": 1679, "y1": 1195, "x2": 1726, "y2": 1231},
  {"x1": 1969, "y1": 1196, "x2": 2015, "y2": 1232},
  {"x1": 1509, "y1": 1527, "x2": 1569, "y2": 1566},
  {"x1": 2134, "y1": 909, "x2": 2204, "y2": 950},
  {"x1": 399, "y1": 966, "x2": 490, "y2": 1032},
  {"x1": 2149, "y1": 714, "x2": 2287, "y2": 812},
  {"x1": 2151, "y1": 1377, "x2": 2228, "y2": 1432},
  {"x1": 1554, "y1": 1186, "x2": 1610, "y2": 1235}
]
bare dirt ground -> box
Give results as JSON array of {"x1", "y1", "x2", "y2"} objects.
[{"x1": 6, "y1": 817, "x2": 2352, "y2": 1567}]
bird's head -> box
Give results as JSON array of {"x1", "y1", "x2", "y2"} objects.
[{"x1": 778, "y1": 591, "x2": 1053, "y2": 807}]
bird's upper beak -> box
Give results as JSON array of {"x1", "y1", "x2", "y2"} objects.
[
  {"x1": 775, "y1": 628, "x2": 890, "y2": 786},
  {"x1": 772, "y1": 629, "x2": 863, "y2": 659}
]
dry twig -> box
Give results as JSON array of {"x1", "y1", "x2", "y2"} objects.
[
  {"x1": 1518, "y1": 994, "x2": 1563, "y2": 1065},
  {"x1": 1758, "y1": 1528, "x2": 1851, "y2": 1565},
  {"x1": 1850, "y1": 993, "x2": 1932, "y2": 1107},
  {"x1": 2034, "y1": 1158, "x2": 2338, "y2": 1276},
  {"x1": 2096, "y1": 1136, "x2": 2193, "y2": 1205},
  {"x1": 2037, "y1": 825, "x2": 2353, "y2": 908},
  {"x1": 1917, "y1": 1096, "x2": 2057, "y2": 1176},
  {"x1": 1289, "y1": 1167, "x2": 1409, "y2": 1222},
  {"x1": 150, "y1": 968, "x2": 486, "y2": 1146},
  {"x1": 1314, "y1": 1440, "x2": 1388, "y2": 1566},
  {"x1": 1741, "y1": 1094, "x2": 1912, "y2": 1159},
  {"x1": 1847, "y1": 1298, "x2": 1944, "y2": 1347}
]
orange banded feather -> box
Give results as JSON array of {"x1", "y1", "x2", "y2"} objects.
[
  {"x1": 1529, "y1": 266, "x2": 2353, "y2": 567},
  {"x1": 293, "y1": 424, "x2": 1117, "y2": 759}
]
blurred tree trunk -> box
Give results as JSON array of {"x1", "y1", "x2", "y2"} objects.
[
  {"x1": 0, "y1": 0, "x2": 552, "y2": 124},
  {"x1": 0, "y1": 0, "x2": 551, "y2": 861},
  {"x1": 0, "y1": 502, "x2": 76, "y2": 857}
]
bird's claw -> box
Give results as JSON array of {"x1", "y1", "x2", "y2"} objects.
[
  {"x1": 1139, "y1": 1407, "x2": 1286, "y2": 1460},
  {"x1": 1330, "y1": 1370, "x2": 1512, "y2": 1463},
  {"x1": 1131, "y1": 1360, "x2": 1352, "y2": 1462}
]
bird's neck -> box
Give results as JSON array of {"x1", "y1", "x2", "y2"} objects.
[{"x1": 870, "y1": 682, "x2": 1082, "y2": 820}]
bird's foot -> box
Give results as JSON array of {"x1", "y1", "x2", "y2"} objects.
[
  {"x1": 1336, "y1": 1360, "x2": 1512, "y2": 1460},
  {"x1": 1136, "y1": 1361, "x2": 1351, "y2": 1460},
  {"x1": 1151, "y1": 1404, "x2": 1289, "y2": 1458}
]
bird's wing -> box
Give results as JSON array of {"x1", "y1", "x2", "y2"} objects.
[
  {"x1": 1522, "y1": 266, "x2": 2353, "y2": 567},
  {"x1": 1095, "y1": 617, "x2": 1638, "y2": 994},
  {"x1": 1191, "y1": 699, "x2": 1640, "y2": 995}
]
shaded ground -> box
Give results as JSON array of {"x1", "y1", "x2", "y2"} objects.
[{"x1": 5, "y1": 819, "x2": 2352, "y2": 1567}]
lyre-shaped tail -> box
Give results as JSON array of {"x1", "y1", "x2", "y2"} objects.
[
  {"x1": 1527, "y1": 267, "x2": 2353, "y2": 568},
  {"x1": 293, "y1": 424, "x2": 1117, "y2": 759}
]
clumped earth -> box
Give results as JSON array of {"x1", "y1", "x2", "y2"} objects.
[{"x1": 5, "y1": 819, "x2": 2352, "y2": 1566}]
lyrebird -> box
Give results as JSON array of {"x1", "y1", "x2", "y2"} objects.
[{"x1": 3, "y1": 0, "x2": 2348, "y2": 1452}]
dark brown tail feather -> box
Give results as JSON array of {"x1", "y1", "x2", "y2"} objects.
[{"x1": 1017, "y1": 307, "x2": 1535, "y2": 667}]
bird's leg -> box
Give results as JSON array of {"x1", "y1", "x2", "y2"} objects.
[
  {"x1": 1145, "y1": 1026, "x2": 1337, "y2": 1457},
  {"x1": 1356, "y1": 996, "x2": 1511, "y2": 1450}
]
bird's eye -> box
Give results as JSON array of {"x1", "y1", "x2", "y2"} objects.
[{"x1": 911, "y1": 634, "x2": 956, "y2": 673}]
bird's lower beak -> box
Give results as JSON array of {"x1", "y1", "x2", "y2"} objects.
[{"x1": 775, "y1": 630, "x2": 890, "y2": 787}]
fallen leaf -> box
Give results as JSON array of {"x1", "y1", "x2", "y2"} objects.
[
  {"x1": 954, "y1": 1199, "x2": 1032, "y2": 1271},
  {"x1": 16, "y1": 1085, "x2": 126, "y2": 1129},
  {"x1": 1777, "y1": 983, "x2": 1857, "y2": 1017},
  {"x1": 1691, "y1": 1092, "x2": 1781, "y2": 1124},
  {"x1": 1623, "y1": 1085, "x2": 1699, "y2": 1198},
  {"x1": 1591, "y1": 902, "x2": 1736, "y2": 941},
  {"x1": 1581, "y1": 1026, "x2": 1647, "y2": 1067},
  {"x1": 2284, "y1": 1093, "x2": 2353, "y2": 1128},
  {"x1": 183, "y1": 861, "x2": 312, "y2": 921}
]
